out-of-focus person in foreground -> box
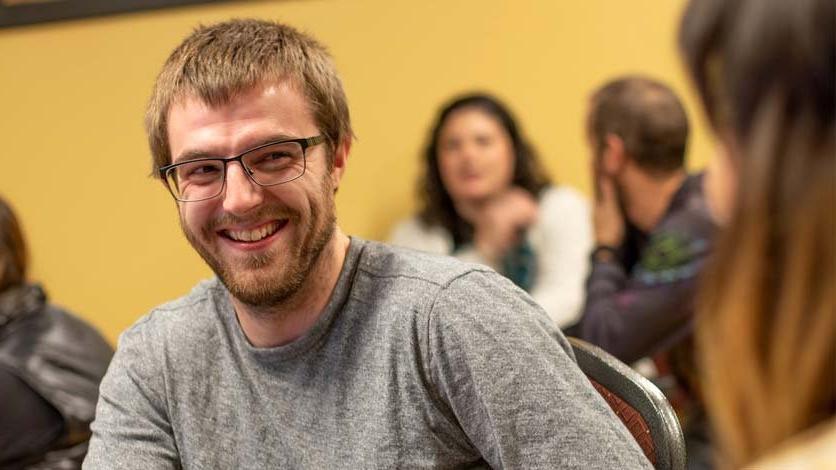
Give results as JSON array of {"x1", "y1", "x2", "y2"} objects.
[
  {"x1": 0, "y1": 196, "x2": 113, "y2": 468},
  {"x1": 680, "y1": 0, "x2": 835, "y2": 467}
]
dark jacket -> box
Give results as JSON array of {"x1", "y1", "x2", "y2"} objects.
[
  {"x1": 0, "y1": 284, "x2": 113, "y2": 469},
  {"x1": 576, "y1": 173, "x2": 715, "y2": 364}
]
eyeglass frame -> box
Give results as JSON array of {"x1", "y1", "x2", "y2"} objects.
[{"x1": 158, "y1": 135, "x2": 326, "y2": 202}]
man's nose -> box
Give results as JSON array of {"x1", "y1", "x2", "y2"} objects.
[{"x1": 222, "y1": 162, "x2": 264, "y2": 215}]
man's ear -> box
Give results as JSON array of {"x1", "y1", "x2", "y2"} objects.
[
  {"x1": 601, "y1": 133, "x2": 627, "y2": 176},
  {"x1": 329, "y1": 136, "x2": 351, "y2": 192}
]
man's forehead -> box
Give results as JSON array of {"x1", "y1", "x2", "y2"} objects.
[
  {"x1": 166, "y1": 80, "x2": 316, "y2": 158},
  {"x1": 168, "y1": 80, "x2": 309, "y2": 122}
]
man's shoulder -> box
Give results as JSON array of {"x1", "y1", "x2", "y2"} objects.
[
  {"x1": 353, "y1": 239, "x2": 556, "y2": 342},
  {"x1": 119, "y1": 278, "x2": 225, "y2": 348},
  {"x1": 638, "y1": 175, "x2": 716, "y2": 283},
  {"x1": 658, "y1": 172, "x2": 714, "y2": 234},
  {"x1": 649, "y1": 173, "x2": 715, "y2": 249},
  {"x1": 356, "y1": 239, "x2": 494, "y2": 288}
]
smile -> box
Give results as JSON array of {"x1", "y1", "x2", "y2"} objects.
[{"x1": 221, "y1": 220, "x2": 285, "y2": 243}]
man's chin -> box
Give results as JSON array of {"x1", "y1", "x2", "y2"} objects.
[{"x1": 219, "y1": 268, "x2": 303, "y2": 310}]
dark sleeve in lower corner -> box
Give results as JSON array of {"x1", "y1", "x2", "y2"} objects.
[
  {"x1": 562, "y1": 261, "x2": 626, "y2": 340},
  {"x1": 0, "y1": 366, "x2": 65, "y2": 465},
  {"x1": 562, "y1": 262, "x2": 626, "y2": 339}
]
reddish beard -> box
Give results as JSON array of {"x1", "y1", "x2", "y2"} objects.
[{"x1": 180, "y1": 191, "x2": 337, "y2": 311}]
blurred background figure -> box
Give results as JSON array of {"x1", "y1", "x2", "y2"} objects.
[
  {"x1": 680, "y1": 0, "x2": 835, "y2": 468},
  {"x1": 0, "y1": 196, "x2": 113, "y2": 469},
  {"x1": 567, "y1": 76, "x2": 717, "y2": 469},
  {"x1": 390, "y1": 93, "x2": 592, "y2": 328}
]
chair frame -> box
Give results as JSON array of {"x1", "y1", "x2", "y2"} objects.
[{"x1": 569, "y1": 337, "x2": 687, "y2": 470}]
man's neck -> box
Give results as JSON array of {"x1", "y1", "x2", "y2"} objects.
[
  {"x1": 232, "y1": 229, "x2": 351, "y2": 348},
  {"x1": 625, "y1": 170, "x2": 687, "y2": 232}
]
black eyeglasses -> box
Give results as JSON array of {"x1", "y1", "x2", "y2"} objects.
[{"x1": 159, "y1": 135, "x2": 325, "y2": 202}]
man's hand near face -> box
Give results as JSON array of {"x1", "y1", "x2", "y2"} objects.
[{"x1": 592, "y1": 175, "x2": 625, "y2": 262}]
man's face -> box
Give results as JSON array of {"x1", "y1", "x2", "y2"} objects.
[{"x1": 166, "y1": 81, "x2": 343, "y2": 308}]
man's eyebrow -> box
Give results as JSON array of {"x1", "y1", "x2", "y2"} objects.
[
  {"x1": 172, "y1": 134, "x2": 299, "y2": 164},
  {"x1": 245, "y1": 134, "x2": 298, "y2": 151},
  {"x1": 173, "y1": 150, "x2": 220, "y2": 164}
]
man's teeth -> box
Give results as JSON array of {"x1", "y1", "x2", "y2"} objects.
[{"x1": 227, "y1": 222, "x2": 280, "y2": 242}]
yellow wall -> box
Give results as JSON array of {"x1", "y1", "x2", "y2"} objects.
[{"x1": 0, "y1": 0, "x2": 710, "y2": 343}]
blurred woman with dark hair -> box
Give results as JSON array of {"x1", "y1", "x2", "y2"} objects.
[
  {"x1": 390, "y1": 93, "x2": 592, "y2": 327},
  {"x1": 0, "y1": 196, "x2": 113, "y2": 468},
  {"x1": 680, "y1": 0, "x2": 835, "y2": 467}
]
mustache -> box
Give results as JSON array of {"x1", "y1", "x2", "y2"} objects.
[{"x1": 204, "y1": 206, "x2": 298, "y2": 233}]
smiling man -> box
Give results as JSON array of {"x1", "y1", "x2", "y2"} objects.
[{"x1": 84, "y1": 19, "x2": 651, "y2": 469}]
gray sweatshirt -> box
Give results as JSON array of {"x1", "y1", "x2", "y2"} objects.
[{"x1": 85, "y1": 238, "x2": 651, "y2": 469}]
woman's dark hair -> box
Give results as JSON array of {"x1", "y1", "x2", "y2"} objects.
[
  {"x1": 417, "y1": 93, "x2": 551, "y2": 245},
  {"x1": 680, "y1": 0, "x2": 834, "y2": 467},
  {"x1": 0, "y1": 196, "x2": 28, "y2": 293}
]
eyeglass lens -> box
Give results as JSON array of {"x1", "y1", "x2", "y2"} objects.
[{"x1": 165, "y1": 141, "x2": 307, "y2": 201}]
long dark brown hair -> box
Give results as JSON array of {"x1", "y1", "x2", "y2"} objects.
[
  {"x1": 418, "y1": 93, "x2": 551, "y2": 246},
  {"x1": 0, "y1": 196, "x2": 28, "y2": 293},
  {"x1": 680, "y1": 0, "x2": 835, "y2": 467}
]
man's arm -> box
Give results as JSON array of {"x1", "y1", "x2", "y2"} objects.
[
  {"x1": 426, "y1": 270, "x2": 652, "y2": 469},
  {"x1": 83, "y1": 317, "x2": 180, "y2": 469},
  {"x1": 578, "y1": 228, "x2": 711, "y2": 364}
]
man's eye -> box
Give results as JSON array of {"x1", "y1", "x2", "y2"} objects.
[
  {"x1": 180, "y1": 163, "x2": 222, "y2": 182},
  {"x1": 190, "y1": 165, "x2": 221, "y2": 176},
  {"x1": 250, "y1": 152, "x2": 296, "y2": 170},
  {"x1": 263, "y1": 151, "x2": 292, "y2": 161}
]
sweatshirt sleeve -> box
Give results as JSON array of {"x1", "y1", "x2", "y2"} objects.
[
  {"x1": 578, "y1": 224, "x2": 712, "y2": 364},
  {"x1": 84, "y1": 315, "x2": 180, "y2": 469},
  {"x1": 425, "y1": 270, "x2": 652, "y2": 469}
]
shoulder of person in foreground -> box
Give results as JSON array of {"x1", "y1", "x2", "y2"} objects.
[
  {"x1": 0, "y1": 285, "x2": 113, "y2": 429},
  {"x1": 527, "y1": 185, "x2": 593, "y2": 328},
  {"x1": 29, "y1": 303, "x2": 114, "y2": 422},
  {"x1": 365, "y1": 241, "x2": 651, "y2": 469},
  {"x1": 0, "y1": 287, "x2": 112, "y2": 468},
  {"x1": 83, "y1": 279, "x2": 225, "y2": 469}
]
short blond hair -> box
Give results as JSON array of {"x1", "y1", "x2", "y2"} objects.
[{"x1": 145, "y1": 18, "x2": 352, "y2": 175}]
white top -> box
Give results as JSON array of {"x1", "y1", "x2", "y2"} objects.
[{"x1": 389, "y1": 186, "x2": 593, "y2": 328}]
